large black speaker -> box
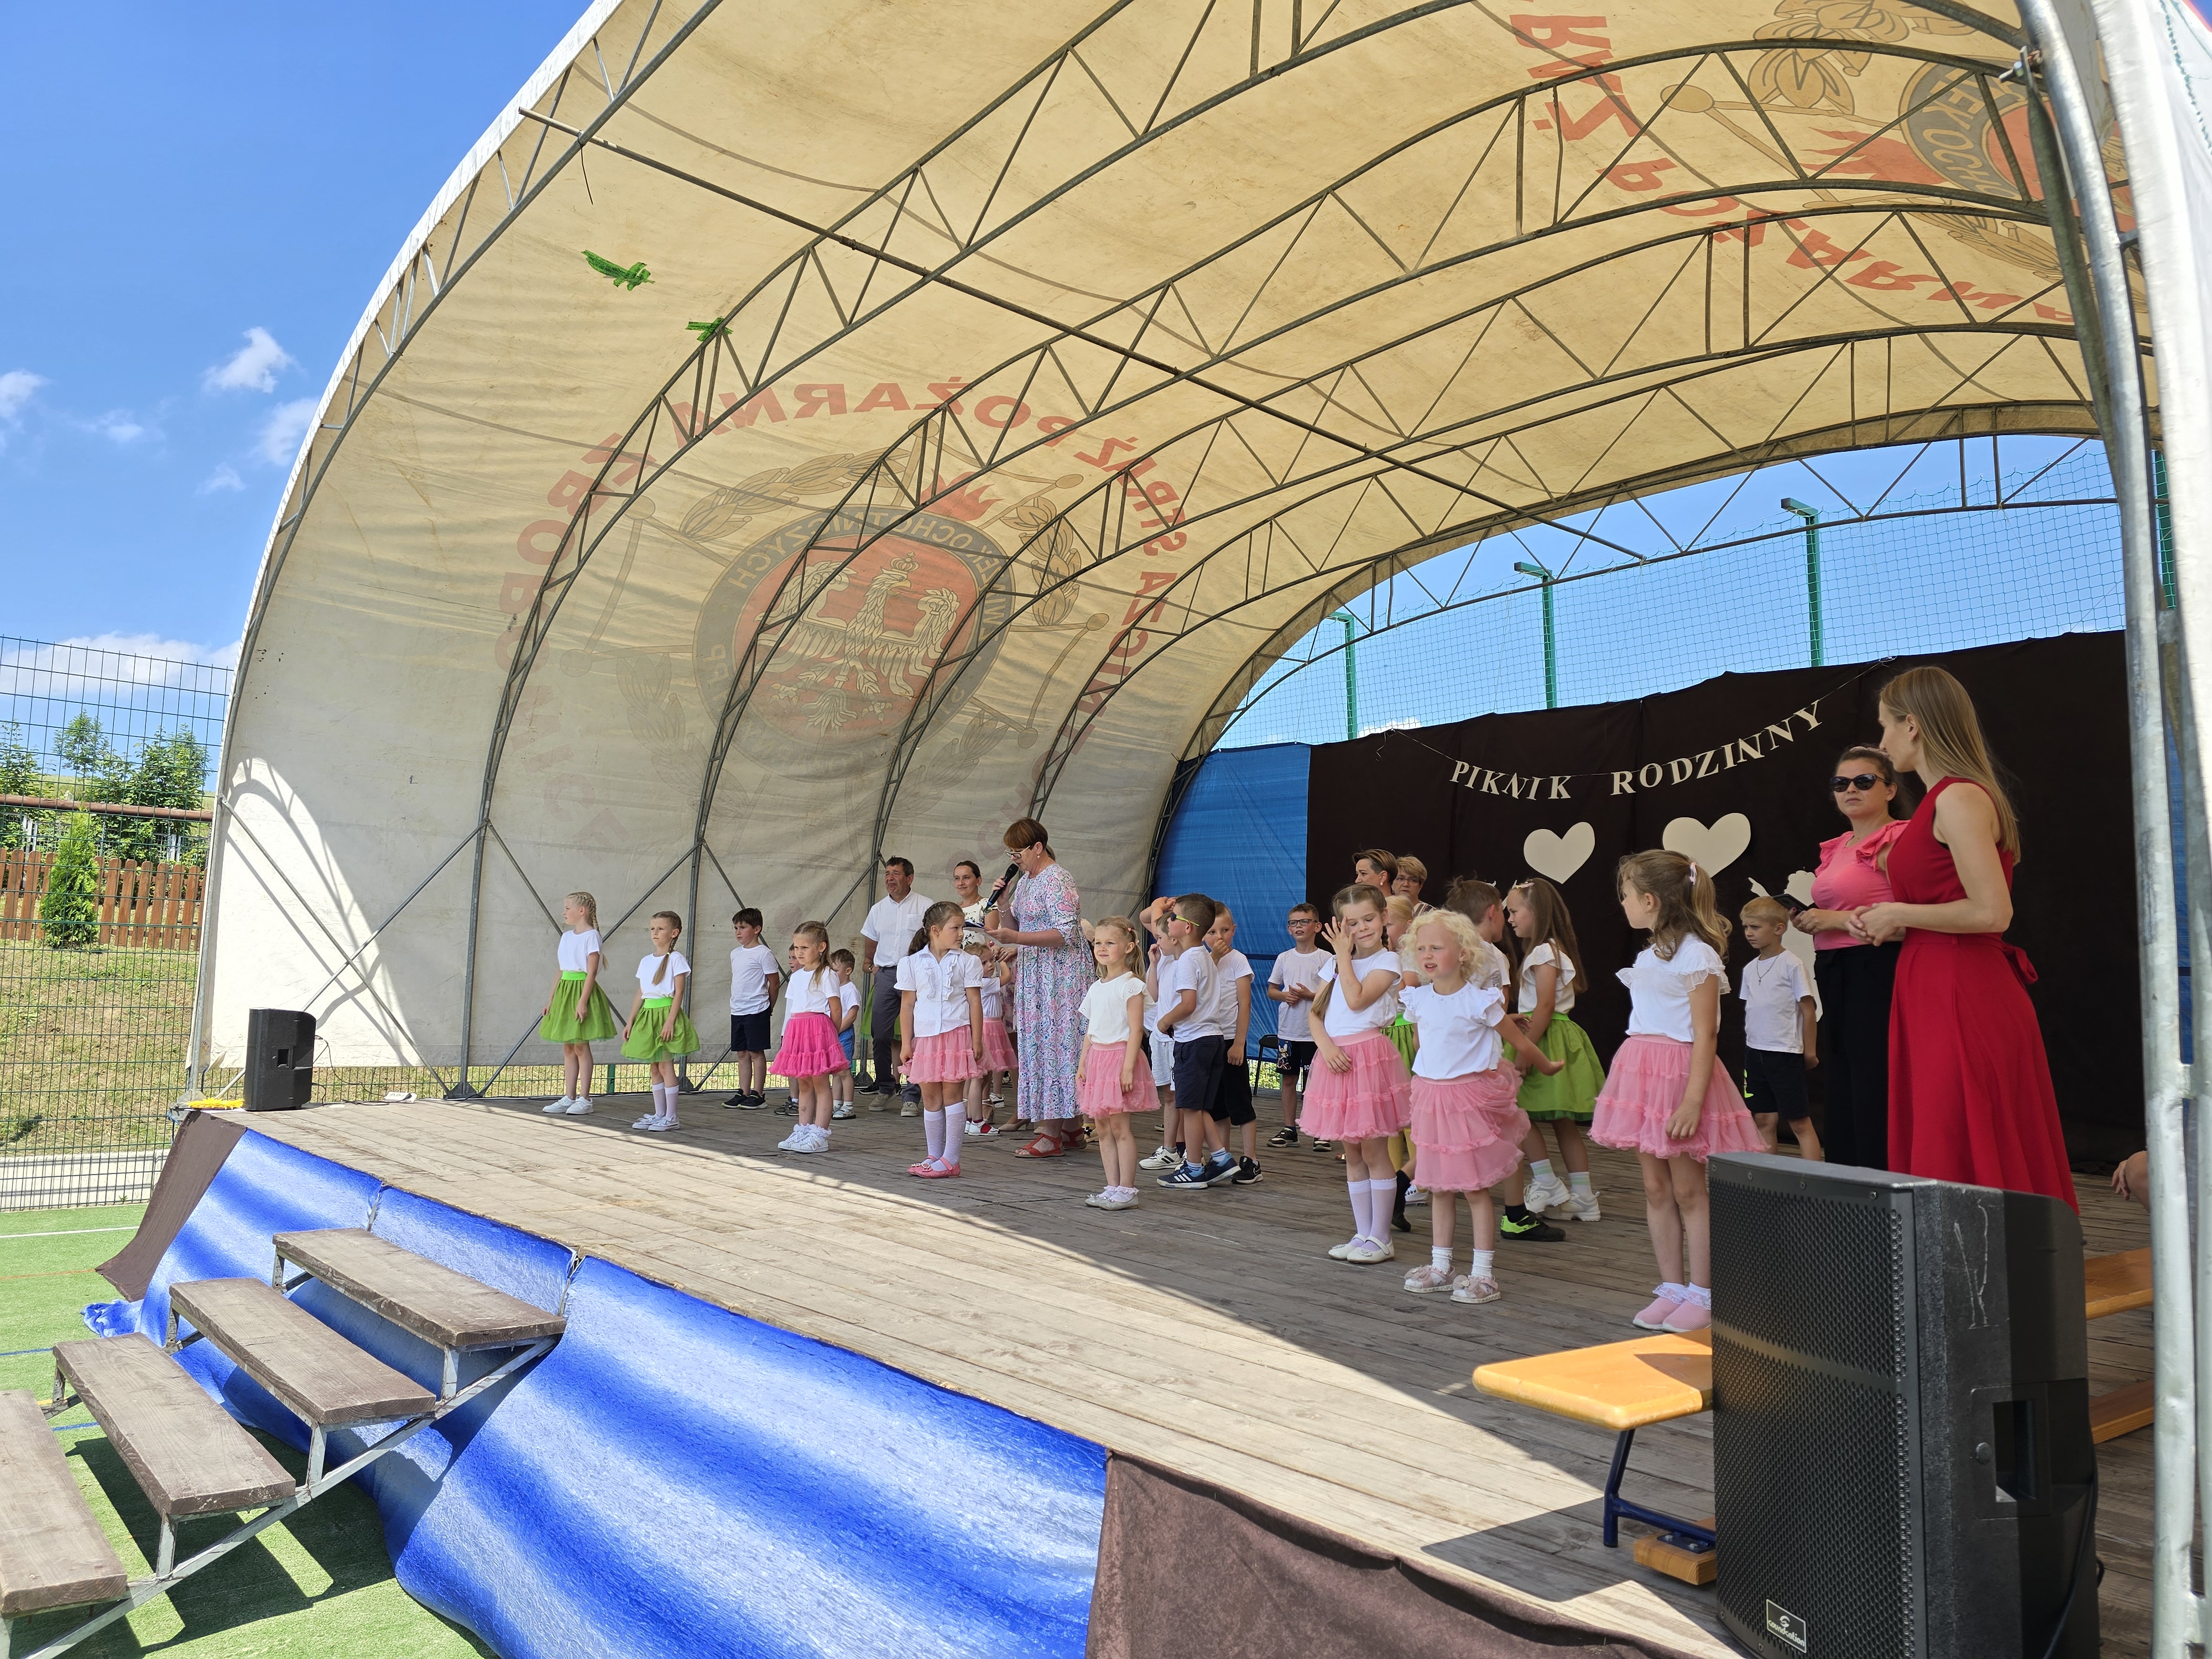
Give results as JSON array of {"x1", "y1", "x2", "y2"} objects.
[
  {"x1": 1710, "y1": 1154, "x2": 2096, "y2": 1659},
  {"x1": 242, "y1": 1008, "x2": 315, "y2": 1112}
]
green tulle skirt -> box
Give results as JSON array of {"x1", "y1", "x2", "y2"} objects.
[
  {"x1": 1387, "y1": 1013, "x2": 1420, "y2": 1072},
  {"x1": 622, "y1": 1004, "x2": 701, "y2": 1062},
  {"x1": 1519, "y1": 1013, "x2": 1605, "y2": 1123},
  {"x1": 540, "y1": 977, "x2": 618, "y2": 1043}
]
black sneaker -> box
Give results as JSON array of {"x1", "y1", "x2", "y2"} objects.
[
  {"x1": 1157, "y1": 1163, "x2": 1212, "y2": 1191},
  {"x1": 775, "y1": 1100, "x2": 799, "y2": 1117},
  {"x1": 1202, "y1": 1154, "x2": 1240, "y2": 1187},
  {"x1": 1232, "y1": 1156, "x2": 1263, "y2": 1185},
  {"x1": 1309, "y1": 1138, "x2": 1334, "y2": 1152},
  {"x1": 722, "y1": 1092, "x2": 746, "y2": 1109},
  {"x1": 1498, "y1": 1209, "x2": 1567, "y2": 1242},
  {"x1": 1265, "y1": 1126, "x2": 1299, "y2": 1149}
]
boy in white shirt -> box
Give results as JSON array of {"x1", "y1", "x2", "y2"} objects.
[
  {"x1": 1207, "y1": 906, "x2": 1261, "y2": 1186},
  {"x1": 1154, "y1": 894, "x2": 1233, "y2": 1191},
  {"x1": 1265, "y1": 902, "x2": 1327, "y2": 1150},
  {"x1": 1740, "y1": 898, "x2": 1822, "y2": 1159},
  {"x1": 724, "y1": 907, "x2": 781, "y2": 1109},
  {"x1": 830, "y1": 949, "x2": 862, "y2": 1118},
  {"x1": 1138, "y1": 897, "x2": 1181, "y2": 1169}
]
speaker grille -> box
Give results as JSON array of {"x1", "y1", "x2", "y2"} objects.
[{"x1": 1715, "y1": 1182, "x2": 1916, "y2": 1657}]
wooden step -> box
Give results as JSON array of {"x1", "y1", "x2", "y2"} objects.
[
  {"x1": 2091, "y1": 1379, "x2": 2155, "y2": 1444},
  {"x1": 0, "y1": 1389, "x2": 128, "y2": 1619},
  {"x1": 273, "y1": 1229, "x2": 566, "y2": 1351},
  {"x1": 170, "y1": 1279, "x2": 435, "y2": 1428},
  {"x1": 53, "y1": 1338, "x2": 295, "y2": 1519},
  {"x1": 2084, "y1": 1248, "x2": 2153, "y2": 1319}
]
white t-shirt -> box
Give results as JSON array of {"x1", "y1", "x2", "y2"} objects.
[
  {"x1": 896, "y1": 947, "x2": 985, "y2": 1037},
  {"x1": 1619, "y1": 938, "x2": 1729, "y2": 1043},
  {"x1": 961, "y1": 899, "x2": 989, "y2": 926},
  {"x1": 729, "y1": 942, "x2": 781, "y2": 1015},
  {"x1": 1401, "y1": 981, "x2": 1507, "y2": 1079},
  {"x1": 979, "y1": 973, "x2": 1004, "y2": 1022},
  {"x1": 837, "y1": 979, "x2": 861, "y2": 1027},
  {"x1": 1319, "y1": 951, "x2": 1401, "y2": 1038},
  {"x1": 784, "y1": 965, "x2": 838, "y2": 1019},
  {"x1": 1081, "y1": 973, "x2": 1146, "y2": 1045},
  {"x1": 1206, "y1": 948, "x2": 1253, "y2": 1044},
  {"x1": 1161, "y1": 944, "x2": 1223, "y2": 1042},
  {"x1": 1267, "y1": 948, "x2": 1329, "y2": 1041},
  {"x1": 861, "y1": 890, "x2": 935, "y2": 964},
  {"x1": 1740, "y1": 952, "x2": 1814, "y2": 1053},
  {"x1": 556, "y1": 928, "x2": 603, "y2": 973},
  {"x1": 1516, "y1": 943, "x2": 1577, "y2": 1016},
  {"x1": 635, "y1": 950, "x2": 689, "y2": 995}
]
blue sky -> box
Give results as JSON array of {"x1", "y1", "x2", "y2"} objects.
[{"x1": 1, "y1": 3, "x2": 581, "y2": 665}]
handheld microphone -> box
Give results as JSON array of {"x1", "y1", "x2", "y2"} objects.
[{"x1": 984, "y1": 859, "x2": 1021, "y2": 910}]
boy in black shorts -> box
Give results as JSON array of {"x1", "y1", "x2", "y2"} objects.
[
  {"x1": 1265, "y1": 901, "x2": 1327, "y2": 1149},
  {"x1": 1156, "y1": 894, "x2": 1232, "y2": 1190},
  {"x1": 1740, "y1": 898, "x2": 1823, "y2": 1159}
]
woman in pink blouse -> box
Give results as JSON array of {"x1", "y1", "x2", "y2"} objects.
[{"x1": 1790, "y1": 745, "x2": 1910, "y2": 1170}]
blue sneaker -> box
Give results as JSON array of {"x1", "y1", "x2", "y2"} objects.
[
  {"x1": 1202, "y1": 1153, "x2": 1241, "y2": 1187},
  {"x1": 1157, "y1": 1162, "x2": 1213, "y2": 1191}
]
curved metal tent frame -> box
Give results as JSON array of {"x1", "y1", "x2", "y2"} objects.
[{"x1": 191, "y1": 0, "x2": 2212, "y2": 1641}]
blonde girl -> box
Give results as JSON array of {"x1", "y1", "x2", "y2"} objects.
[
  {"x1": 1304, "y1": 883, "x2": 1415, "y2": 1264},
  {"x1": 1505, "y1": 877, "x2": 1608, "y2": 1221},
  {"x1": 1398, "y1": 910, "x2": 1564, "y2": 1303},
  {"x1": 539, "y1": 891, "x2": 617, "y2": 1115},
  {"x1": 1589, "y1": 851, "x2": 1764, "y2": 1332},
  {"x1": 772, "y1": 921, "x2": 848, "y2": 1154},
  {"x1": 1381, "y1": 893, "x2": 1424, "y2": 1231},
  {"x1": 620, "y1": 911, "x2": 700, "y2": 1132},
  {"x1": 898, "y1": 900, "x2": 986, "y2": 1178},
  {"x1": 1076, "y1": 916, "x2": 1154, "y2": 1208},
  {"x1": 971, "y1": 941, "x2": 1019, "y2": 1138}
]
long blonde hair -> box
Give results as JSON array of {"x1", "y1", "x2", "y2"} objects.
[
  {"x1": 565, "y1": 891, "x2": 599, "y2": 930},
  {"x1": 648, "y1": 910, "x2": 683, "y2": 985},
  {"x1": 1879, "y1": 665, "x2": 2020, "y2": 856},
  {"x1": 1617, "y1": 850, "x2": 1729, "y2": 960},
  {"x1": 1092, "y1": 915, "x2": 1141, "y2": 979}
]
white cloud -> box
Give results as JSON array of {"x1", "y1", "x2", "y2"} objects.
[
  {"x1": 89, "y1": 411, "x2": 149, "y2": 444},
  {"x1": 255, "y1": 397, "x2": 317, "y2": 465},
  {"x1": 199, "y1": 463, "x2": 243, "y2": 494},
  {"x1": 204, "y1": 327, "x2": 296, "y2": 394},
  {"x1": 0, "y1": 369, "x2": 44, "y2": 420}
]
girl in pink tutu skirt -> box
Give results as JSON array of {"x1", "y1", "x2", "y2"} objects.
[
  {"x1": 1398, "y1": 911, "x2": 1564, "y2": 1303},
  {"x1": 1305, "y1": 883, "x2": 1415, "y2": 1264},
  {"x1": 773, "y1": 922, "x2": 849, "y2": 1155},
  {"x1": 898, "y1": 901, "x2": 986, "y2": 1178},
  {"x1": 1591, "y1": 850, "x2": 1764, "y2": 1333},
  {"x1": 1075, "y1": 917, "x2": 1154, "y2": 1209}
]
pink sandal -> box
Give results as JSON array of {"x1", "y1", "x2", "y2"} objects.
[{"x1": 916, "y1": 1160, "x2": 962, "y2": 1179}]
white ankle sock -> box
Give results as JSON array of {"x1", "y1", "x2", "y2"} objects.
[
  {"x1": 1568, "y1": 1171, "x2": 1593, "y2": 1196},
  {"x1": 1347, "y1": 1179, "x2": 1373, "y2": 1238},
  {"x1": 1657, "y1": 1281, "x2": 1688, "y2": 1302},
  {"x1": 1469, "y1": 1248, "x2": 1495, "y2": 1279},
  {"x1": 941, "y1": 1103, "x2": 965, "y2": 1166},
  {"x1": 1528, "y1": 1158, "x2": 1554, "y2": 1183},
  {"x1": 1431, "y1": 1246, "x2": 1452, "y2": 1272},
  {"x1": 924, "y1": 1109, "x2": 946, "y2": 1160},
  {"x1": 1683, "y1": 1282, "x2": 1712, "y2": 1308}
]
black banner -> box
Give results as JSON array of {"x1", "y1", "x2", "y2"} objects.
[{"x1": 1304, "y1": 634, "x2": 2137, "y2": 1159}]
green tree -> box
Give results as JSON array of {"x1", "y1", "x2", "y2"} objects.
[
  {"x1": 101, "y1": 729, "x2": 211, "y2": 864},
  {"x1": 54, "y1": 714, "x2": 111, "y2": 787},
  {"x1": 40, "y1": 811, "x2": 101, "y2": 947},
  {"x1": 0, "y1": 722, "x2": 50, "y2": 852}
]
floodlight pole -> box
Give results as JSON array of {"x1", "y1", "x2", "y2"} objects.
[
  {"x1": 1514, "y1": 561, "x2": 1557, "y2": 707},
  {"x1": 1781, "y1": 498, "x2": 1823, "y2": 666},
  {"x1": 1330, "y1": 611, "x2": 1360, "y2": 739}
]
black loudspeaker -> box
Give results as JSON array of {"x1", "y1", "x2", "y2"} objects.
[
  {"x1": 242, "y1": 1008, "x2": 315, "y2": 1112},
  {"x1": 1710, "y1": 1154, "x2": 2096, "y2": 1659}
]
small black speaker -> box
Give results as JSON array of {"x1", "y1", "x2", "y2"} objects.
[
  {"x1": 243, "y1": 1008, "x2": 315, "y2": 1112},
  {"x1": 1711, "y1": 1154, "x2": 2095, "y2": 1659}
]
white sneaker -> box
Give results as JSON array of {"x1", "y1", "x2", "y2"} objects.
[
  {"x1": 543, "y1": 1097, "x2": 573, "y2": 1114},
  {"x1": 832, "y1": 1102, "x2": 854, "y2": 1119},
  {"x1": 632, "y1": 1113, "x2": 660, "y2": 1129},
  {"x1": 565, "y1": 1097, "x2": 593, "y2": 1115},
  {"x1": 1139, "y1": 1145, "x2": 1182, "y2": 1170},
  {"x1": 776, "y1": 1128, "x2": 807, "y2": 1151},
  {"x1": 1560, "y1": 1190, "x2": 1603, "y2": 1222},
  {"x1": 1097, "y1": 1188, "x2": 1139, "y2": 1210},
  {"x1": 639, "y1": 1118, "x2": 674, "y2": 1133},
  {"x1": 1523, "y1": 1172, "x2": 1569, "y2": 1212},
  {"x1": 1404, "y1": 1186, "x2": 1430, "y2": 1207},
  {"x1": 794, "y1": 1128, "x2": 830, "y2": 1154}
]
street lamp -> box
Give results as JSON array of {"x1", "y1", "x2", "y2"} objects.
[
  {"x1": 1329, "y1": 610, "x2": 1360, "y2": 739},
  {"x1": 1514, "y1": 560, "x2": 1558, "y2": 708},
  {"x1": 1781, "y1": 498, "x2": 1823, "y2": 666}
]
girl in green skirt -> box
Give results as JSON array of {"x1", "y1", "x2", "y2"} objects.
[
  {"x1": 622, "y1": 910, "x2": 701, "y2": 1133},
  {"x1": 1505, "y1": 878, "x2": 1606, "y2": 1222},
  {"x1": 540, "y1": 891, "x2": 618, "y2": 1115}
]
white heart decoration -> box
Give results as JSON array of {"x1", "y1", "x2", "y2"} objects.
[
  {"x1": 1524, "y1": 822, "x2": 1596, "y2": 885},
  {"x1": 1663, "y1": 812, "x2": 1752, "y2": 876}
]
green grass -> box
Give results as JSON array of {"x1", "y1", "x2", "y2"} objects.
[
  {"x1": 2, "y1": 1207, "x2": 492, "y2": 1658},
  {"x1": 0, "y1": 941, "x2": 192, "y2": 1155}
]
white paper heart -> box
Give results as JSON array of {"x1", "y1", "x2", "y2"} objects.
[
  {"x1": 1663, "y1": 812, "x2": 1751, "y2": 876},
  {"x1": 1524, "y1": 821, "x2": 1596, "y2": 885},
  {"x1": 1751, "y1": 873, "x2": 1824, "y2": 1015}
]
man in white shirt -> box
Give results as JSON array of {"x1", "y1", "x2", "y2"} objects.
[{"x1": 860, "y1": 856, "x2": 933, "y2": 1104}]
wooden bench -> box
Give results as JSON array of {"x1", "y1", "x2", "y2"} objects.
[
  {"x1": 0, "y1": 1388, "x2": 128, "y2": 1627},
  {"x1": 2084, "y1": 1248, "x2": 2154, "y2": 1443},
  {"x1": 168, "y1": 1279, "x2": 435, "y2": 1431},
  {"x1": 1474, "y1": 1332, "x2": 1718, "y2": 1585}
]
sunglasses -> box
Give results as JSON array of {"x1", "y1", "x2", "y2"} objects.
[{"x1": 1831, "y1": 773, "x2": 1885, "y2": 794}]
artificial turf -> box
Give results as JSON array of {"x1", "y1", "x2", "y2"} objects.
[{"x1": 1, "y1": 1206, "x2": 492, "y2": 1658}]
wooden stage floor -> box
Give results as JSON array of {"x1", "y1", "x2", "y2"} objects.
[{"x1": 247, "y1": 1094, "x2": 2155, "y2": 1656}]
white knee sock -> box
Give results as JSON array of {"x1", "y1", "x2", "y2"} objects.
[
  {"x1": 649, "y1": 1083, "x2": 665, "y2": 1115},
  {"x1": 1368, "y1": 1178, "x2": 1397, "y2": 1230},
  {"x1": 659, "y1": 1085, "x2": 676, "y2": 1122},
  {"x1": 925, "y1": 1109, "x2": 946, "y2": 1160},
  {"x1": 942, "y1": 1102, "x2": 965, "y2": 1166},
  {"x1": 1347, "y1": 1179, "x2": 1373, "y2": 1238}
]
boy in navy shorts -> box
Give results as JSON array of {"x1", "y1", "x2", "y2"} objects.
[
  {"x1": 725, "y1": 907, "x2": 781, "y2": 1108},
  {"x1": 1739, "y1": 898, "x2": 1823, "y2": 1159},
  {"x1": 1266, "y1": 901, "x2": 1327, "y2": 1148},
  {"x1": 1155, "y1": 894, "x2": 1233, "y2": 1191}
]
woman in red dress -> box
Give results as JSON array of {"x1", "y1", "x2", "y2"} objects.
[{"x1": 1849, "y1": 666, "x2": 2077, "y2": 1210}]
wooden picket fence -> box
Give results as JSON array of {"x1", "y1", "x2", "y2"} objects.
[{"x1": 0, "y1": 849, "x2": 205, "y2": 949}]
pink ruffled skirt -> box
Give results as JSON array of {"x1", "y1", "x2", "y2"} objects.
[
  {"x1": 1409, "y1": 1068, "x2": 1530, "y2": 1193},
  {"x1": 1075, "y1": 1040, "x2": 1154, "y2": 1117},
  {"x1": 978, "y1": 1016, "x2": 1018, "y2": 1072},
  {"x1": 905, "y1": 1026, "x2": 983, "y2": 1082},
  {"x1": 1300, "y1": 1029, "x2": 1412, "y2": 1142},
  {"x1": 773, "y1": 1011, "x2": 846, "y2": 1078},
  {"x1": 1592, "y1": 1035, "x2": 1765, "y2": 1161}
]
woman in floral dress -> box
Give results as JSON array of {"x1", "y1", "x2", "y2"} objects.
[{"x1": 984, "y1": 817, "x2": 1089, "y2": 1155}]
